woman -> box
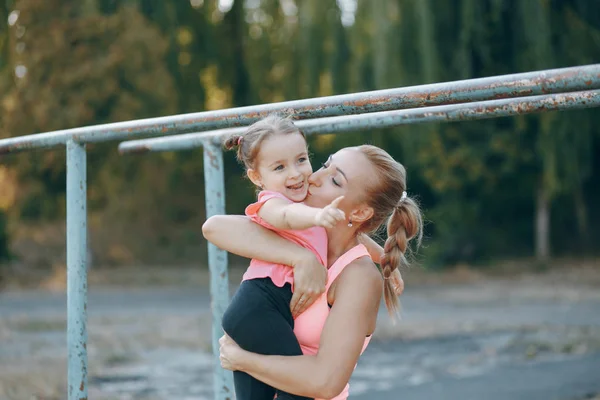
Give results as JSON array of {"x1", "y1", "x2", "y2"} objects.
[{"x1": 203, "y1": 144, "x2": 423, "y2": 399}]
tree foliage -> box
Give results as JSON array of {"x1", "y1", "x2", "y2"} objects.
[{"x1": 0, "y1": 0, "x2": 598, "y2": 267}]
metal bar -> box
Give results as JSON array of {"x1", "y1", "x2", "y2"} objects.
[
  {"x1": 118, "y1": 89, "x2": 600, "y2": 153},
  {"x1": 1, "y1": 64, "x2": 600, "y2": 154},
  {"x1": 202, "y1": 141, "x2": 234, "y2": 400},
  {"x1": 66, "y1": 140, "x2": 88, "y2": 400}
]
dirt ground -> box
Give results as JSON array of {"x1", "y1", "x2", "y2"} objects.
[{"x1": 1, "y1": 260, "x2": 600, "y2": 400}]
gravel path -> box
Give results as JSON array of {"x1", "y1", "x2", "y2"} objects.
[{"x1": 1, "y1": 276, "x2": 599, "y2": 400}]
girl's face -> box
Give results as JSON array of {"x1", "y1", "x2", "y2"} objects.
[{"x1": 248, "y1": 133, "x2": 313, "y2": 202}]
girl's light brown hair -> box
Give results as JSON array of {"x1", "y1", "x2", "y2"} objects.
[
  {"x1": 357, "y1": 145, "x2": 423, "y2": 317},
  {"x1": 224, "y1": 115, "x2": 306, "y2": 171}
]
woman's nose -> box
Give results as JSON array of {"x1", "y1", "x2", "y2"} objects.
[{"x1": 308, "y1": 170, "x2": 322, "y2": 186}]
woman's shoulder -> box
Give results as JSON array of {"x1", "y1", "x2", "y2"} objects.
[
  {"x1": 338, "y1": 255, "x2": 382, "y2": 290},
  {"x1": 329, "y1": 255, "x2": 382, "y2": 310}
]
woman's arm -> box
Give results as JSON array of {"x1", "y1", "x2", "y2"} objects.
[
  {"x1": 202, "y1": 214, "x2": 309, "y2": 266},
  {"x1": 202, "y1": 214, "x2": 327, "y2": 314},
  {"x1": 223, "y1": 259, "x2": 383, "y2": 399}
]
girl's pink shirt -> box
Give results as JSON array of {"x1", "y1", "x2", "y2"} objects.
[{"x1": 242, "y1": 190, "x2": 328, "y2": 290}]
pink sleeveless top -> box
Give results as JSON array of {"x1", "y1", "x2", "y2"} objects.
[
  {"x1": 242, "y1": 191, "x2": 328, "y2": 289},
  {"x1": 293, "y1": 244, "x2": 373, "y2": 400}
]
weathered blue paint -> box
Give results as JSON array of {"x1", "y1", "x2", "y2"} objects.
[
  {"x1": 202, "y1": 141, "x2": 235, "y2": 400},
  {"x1": 118, "y1": 89, "x2": 600, "y2": 153},
  {"x1": 1, "y1": 64, "x2": 600, "y2": 154},
  {"x1": 66, "y1": 139, "x2": 88, "y2": 400}
]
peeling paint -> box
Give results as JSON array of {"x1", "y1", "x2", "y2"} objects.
[{"x1": 2, "y1": 65, "x2": 600, "y2": 155}]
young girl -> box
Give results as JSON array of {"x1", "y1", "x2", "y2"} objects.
[{"x1": 215, "y1": 116, "x2": 402, "y2": 400}]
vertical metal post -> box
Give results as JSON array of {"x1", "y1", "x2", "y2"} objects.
[
  {"x1": 66, "y1": 139, "x2": 88, "y2": 400},
  {"x1": 202, "y1": 140, "x2": 234, "y2": 399}
]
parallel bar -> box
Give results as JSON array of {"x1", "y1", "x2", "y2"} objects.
[
  {"x1": 1, "y1": 64, "x2": 600, "y2": 154},
  {"x1": 202, "y1": 142, "x2": 234, "y2": 400},
  {"x1": 118, "y1": 89, "x2": 600, "y2": 153},
  {"x1": 66, "y1": 140, "x2": 88, "y2": 400}
]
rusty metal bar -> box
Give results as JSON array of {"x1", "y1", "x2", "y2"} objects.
[
  {"x1": 118, "y1": 89, "x2": 600, "y2": 153},
  {"x1": 202, "y1": 141, "x2": 234, "y2": 400},
  {"x1": 1, "y1": 64, "x2": 600, "y2": 154}
]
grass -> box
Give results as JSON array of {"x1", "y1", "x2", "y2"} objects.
[{"x1": 13, "y1": 319, "x2": 66, "y2": 333}]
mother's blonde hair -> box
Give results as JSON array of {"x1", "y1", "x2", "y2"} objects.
[{"x1": 357, "y1": 145, "x2": 423, "y2": 316}]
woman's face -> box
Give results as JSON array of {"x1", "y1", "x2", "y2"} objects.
[{"x1": 305, "y1": 147, "x2": 374, "y2": 214}]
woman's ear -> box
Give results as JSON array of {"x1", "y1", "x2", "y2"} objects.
[
  {"x1": 247, "y1": 169, "x2": 262, "y2": 188},
  {"x1": 349, "y1": 205, "x2": 374, "y2": 225}
]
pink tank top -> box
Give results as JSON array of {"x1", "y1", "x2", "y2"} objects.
[
  {"x1": 242, "y1": 191, "x2": 328, "y2": 290},
  {"x1": 293, "y1": 244, "x2": 373, "y2": 400}
]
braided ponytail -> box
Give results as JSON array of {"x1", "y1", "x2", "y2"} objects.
[{"x1": 380, "y1": 195, "x2": 423, "y2": 316}]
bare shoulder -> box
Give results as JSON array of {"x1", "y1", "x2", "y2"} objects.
[
  {"x1": 333, "y1": 256, "x2": 383, "y2": 300},
  {"x1": 328, "y1": 256, "x2": 382, "y2": 335},
  {"x1": 342, "y1": 256, "x2": 382, "y2": 285}
]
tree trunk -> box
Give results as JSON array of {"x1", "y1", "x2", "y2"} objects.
[
  {"x1": 573, "y1": 186, "x2": 589, "y2": 251},
  {"x1": 0, "y1": 211, "x2": 9, "y2": 262},
  {"x1": 535, "y1": 184, "x2": 550, "y2": 264}
]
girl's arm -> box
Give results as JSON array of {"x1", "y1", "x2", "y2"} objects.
[
  {"x1": 358, "y1": 234, "x2": 404, "y2": 296},
  {"x1": 223, "y1": 259, "x2": 383, "y2": 399},
  {"x1": 358, "y1": 233, "x2": 384, "y2": 264},
  {"x1": 258, "y1": 196, "x2": 345, "y2": 230}
]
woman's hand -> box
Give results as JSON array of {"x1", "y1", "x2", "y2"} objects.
[
  {"x1": 219, "y1": 334, "x2": 245, "y2": 371},
  {"x1": 290, "y1": 251, "x2": 327, "y2": 318}
]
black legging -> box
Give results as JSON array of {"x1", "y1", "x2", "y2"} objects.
[{"x1": 221, "y1": 278, "x2": 312, "y2": 400}]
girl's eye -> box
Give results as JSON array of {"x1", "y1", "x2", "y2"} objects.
[
  {"x1": 332, "y1": 177, "x2": 341, "y2": 187},
  {"x1": 298, "y1": 157, "x2": 307, "y2": 163},
  {"x1": 274, "y1": 165, "x2": 284, "y2": 171}
]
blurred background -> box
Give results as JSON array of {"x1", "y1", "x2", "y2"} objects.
[{"x1": 0, "y1": 0, "x2": 599, "y2": 399}]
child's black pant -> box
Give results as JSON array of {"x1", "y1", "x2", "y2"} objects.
[{"x1": 222, "y1": 278, "x2": 313, "y2": 400}]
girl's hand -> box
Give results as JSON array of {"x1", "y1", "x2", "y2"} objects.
[
  {"x1": 314, "y1": 196, "x2": 346, "y2": 229},
  {"x1": 390, "y1": 269, "x2": 404, "y2": 296}
]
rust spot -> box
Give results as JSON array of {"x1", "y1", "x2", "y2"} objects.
[
  {"x1": 585, "y1": 80, "x2": 592, "y2": 86},
  {"x1": 80, "y1": 381, "x2": 85, "y2": 391},
  {"x1": 120, "y1": 145, "x2": 150, "y2": 155},
  {"x1": 343, "y1": 96, "x2": 390, "y2": 108},
  {"x1": 205, "y1": 148, "x2": 220, "y2": 169}
]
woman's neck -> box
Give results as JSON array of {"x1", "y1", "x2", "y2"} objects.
[{"x1": 326, "y1": 225, "x2": 359, "y2": 268}]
